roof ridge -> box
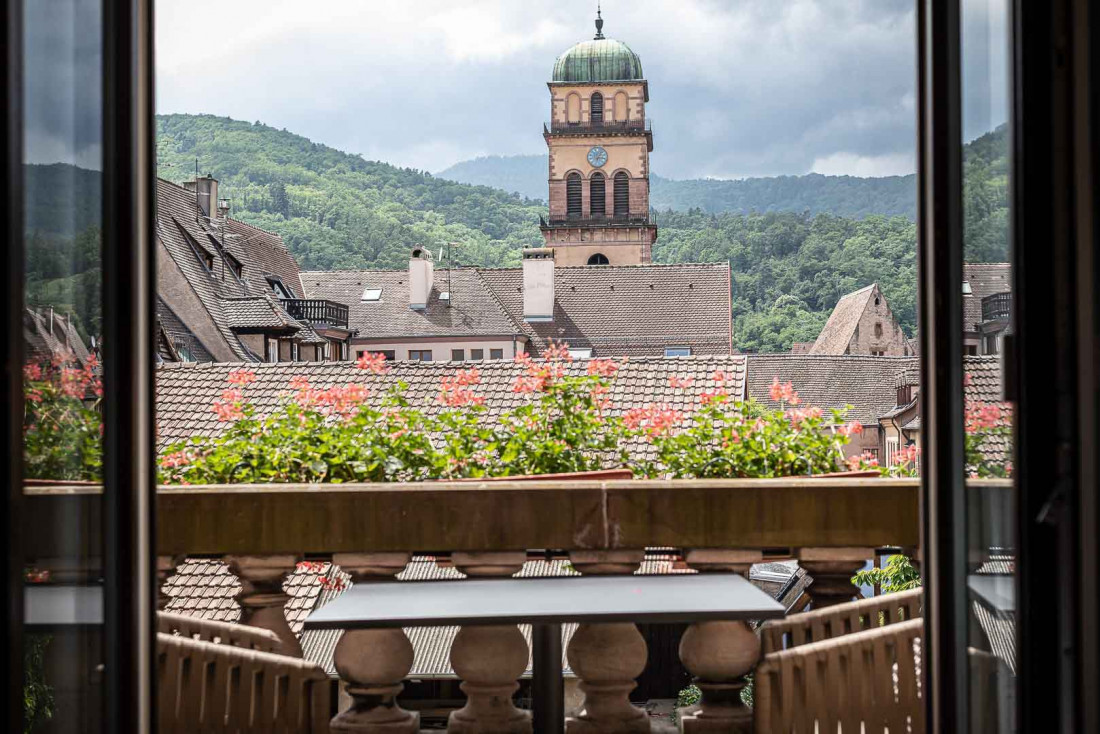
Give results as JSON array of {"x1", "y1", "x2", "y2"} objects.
[{"x1": 470, "y1": 268, "x2": 527, "y2": 337}]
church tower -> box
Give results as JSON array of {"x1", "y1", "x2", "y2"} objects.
[{"x1": 540, "y1": 8, "x2": 656, "y2": 266}]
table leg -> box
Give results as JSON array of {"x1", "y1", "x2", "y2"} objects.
[{"x1": 532, "y1": 622, "x2": 564, "y2": 734}]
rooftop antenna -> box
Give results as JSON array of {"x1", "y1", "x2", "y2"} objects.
[{"x1": 594, "y1": 2, "x2": 605, "y2": 39}]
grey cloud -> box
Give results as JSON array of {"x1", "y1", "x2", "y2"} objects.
[
  {"x1": 155, "y1": 0, "x2": 1007, "y2": 179},
  {"x1": 23, "y1": 0, "x2": 103, "y2": 170}
]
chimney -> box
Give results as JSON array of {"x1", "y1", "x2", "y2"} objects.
[
  {"x1": 522, "y1": 248, "x2": 555, "y2": 322},
  {"x1": 217, "y1": 197, "x2": 231, "y2": 218},
  {"x1": 194, "y1": 174, "x2": 218, "y2": 218},
  {"x1": 409, "y1": 247, "x2": 434, "y2": 310}
]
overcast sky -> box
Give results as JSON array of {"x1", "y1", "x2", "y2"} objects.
[{"x1": 25, "y1": 0, "x2": 1007, "y2": 180}]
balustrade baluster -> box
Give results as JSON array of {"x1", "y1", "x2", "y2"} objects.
[
  {"x1": 448, "y1": 551, "x2": 532, "y2": 734},
  {"x1": 677, "y1": 549, "x2": 763, "y2": 733},
  {"x1": 224, "y1": 553, "x2": 302, "y2": 656},
  {"x1": 798, "y1": 547, "x2": 873, "y2": 609},
  {"x1": 565, "y1": 550, "x2": 649, "y2": 734},
  {"x1": 330, "y1": 552, "x2": 419, "y2": 734}
]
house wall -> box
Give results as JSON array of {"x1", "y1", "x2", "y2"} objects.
[
  {"x1": 846, "y1": 286, "x2": 911, "y2": 356},
  {"x1": 351, "y1": 337, "x2": 523, "y2": 362}
]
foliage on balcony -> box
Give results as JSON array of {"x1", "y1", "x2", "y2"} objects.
[
  {"x1": 22, "y1": 354, "x2": 102, "y2": 481},
  {"x1": 158, "y1": 346, "x2": 877, "y2": 485}
]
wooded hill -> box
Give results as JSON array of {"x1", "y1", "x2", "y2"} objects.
[{"x1": 26, "y1": 115, "x2": 1007, "y2": 352}]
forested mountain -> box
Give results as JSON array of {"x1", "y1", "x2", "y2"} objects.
[
  {"x1": 25, "y1": 115, "x2": 1006, "y2": 352},
  {"x1": 156, "y1": 114, "x2": 545, "y2": 270},
  {"x1": 438, "y1": 155, "x2": 918, "y2": 219}
]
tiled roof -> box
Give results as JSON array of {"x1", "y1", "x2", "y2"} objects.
[
  {"x1": 23, "y1": 307, "x2": 91, "y2": 366},
  {"x1": 220, "y1": 216, "x2": 305, "y2": 298},
  {"x1": 478, "y1": 263, "x2": 732, "y2": 358},
  {"x1": 964, "y1": 355, "x2": 1011, "y2": 464},
  {"x1": 301, "y1": 263, "x2": 733, "y2": 359},
  {"x1": 809, "y1": 284, "x2": 876, "y2": 355},
  {"x1": 164, "y1": 553, "x2": 795, "y2": 680},
  {"x1": 300, "y1": 269, "x2": 522, "y2": 339},
  {"x1": 222, "y1": 295, "x2": 301, "y2": 331},
  {"x1": 155, "y1": 355, "x2": 748, "y2": 451},
  {"x1": 156, "y1": 179, "x2": 253, "y2": 360},
  {"x1": 156, "y1": 298, "x2": 214, "y2": 363},
  {"x1": 156, "y1": 178, "x2": 320, "y2": 362},
  {"x1": 962, "y1": 263, "x2": 1011, "y2": 332},
  {"x1": 745, "y1": 354, "x2": 918, "y2": 425}
]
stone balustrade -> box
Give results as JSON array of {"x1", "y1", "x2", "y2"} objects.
[{"x1": 22, "y1": 477, "x2": 954, "y2": 733}]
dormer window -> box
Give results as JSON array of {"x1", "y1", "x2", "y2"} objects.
[
  {"x1": 361, "y1": 288, "x2": 383, "y2": 302},
  {"x1": 267, "y1": 277, "x2": 293, "y2": 299}
]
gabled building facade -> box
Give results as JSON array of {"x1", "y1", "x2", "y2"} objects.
[
  {"x1": 962, "y1": 263, "x2": 1012, "y2": 355},
  {"x1": 809, "y1": 284, "x2": 913, "y2": 357}
]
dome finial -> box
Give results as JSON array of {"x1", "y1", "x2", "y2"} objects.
[{"x1": 594, "y1": 3, "x2": 605, "y2": 39}]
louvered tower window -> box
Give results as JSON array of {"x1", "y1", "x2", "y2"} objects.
[
  {"x1": 614, "y1": 172, "x2": 630, "y2": 216},
  {"x1": 590, "y1": 92, "x2": 603, "y2": 123},
  {"x1": 566, "y1": 173, "x2": 582, "y2": 216},
  {"x1": 590, "y1": 172, "x2": 606, "y2": 215}
]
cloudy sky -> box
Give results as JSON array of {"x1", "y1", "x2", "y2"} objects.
[{"x1": 25, "y1": 0, "x2": 1007, "y2": 180}]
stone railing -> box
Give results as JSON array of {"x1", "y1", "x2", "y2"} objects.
[{"x1": 23, "y1": 478, "x2": 966, "y2": 733}]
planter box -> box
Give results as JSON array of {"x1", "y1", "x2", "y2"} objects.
[{"x1": 452, "y1": 468, "x2": 635, "y2": 483}]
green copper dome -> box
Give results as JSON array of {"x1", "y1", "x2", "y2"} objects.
[{"x1": 551, "y1": 12, "x2": 643, "y2": 83}]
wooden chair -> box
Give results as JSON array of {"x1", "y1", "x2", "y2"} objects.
[
  {"x1": 156, "y1": 613, "x2": 332, "y2": 733},
  {"x1": 755, "y1": 589, "x2": 924, "y2": 733}
]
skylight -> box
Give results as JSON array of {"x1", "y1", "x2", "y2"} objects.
[
  {"x1": 440, "y1": 291, "x2": 450, "y2": 301},
  {"x1": 361, "y1": 288, "x2": 383, "y2": 301},
  {"x1": 568, "y1": 348, "x2": 593, "y2": 358},
  {"x1": 962, "y1": 281, "x2": 972, "y2": 294}
]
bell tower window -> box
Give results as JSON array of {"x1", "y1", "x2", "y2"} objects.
[
  {"x1": 588, "y1": 253, "x2": 610, "y2": 265},
  {"x1": 614, "y1": 172, "x2": 630, "y2": 216},
  {"x1": 590, "y1": 172, "x2": 606, "y2": 215},
  {"x1": 590, "y1": 92, "x2": 603, "y2": 123},
  {"x1": 567, "y1": 173, "x2": 582, "y2": 216}
]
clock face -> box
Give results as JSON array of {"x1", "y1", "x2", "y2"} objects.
[{"x1": 587, "y1": 146, "x2": 608, "y2": 168}]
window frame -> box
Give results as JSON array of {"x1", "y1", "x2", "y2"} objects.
[
  {"x1": 664, "y1": 347, "x2": 692, "y2": 357},
  {"x1": 409, "y1": 349, "x2": 433, "y2": 362},
  {"x1": 489, "y1": 348, "x2": 504, "y2": 360},
  {"x1": 451, "y1": 348, "x2": 465, "y2": 362},
  {"x1": 470, "y1": 348, "x2": 484, "y2": 361}
]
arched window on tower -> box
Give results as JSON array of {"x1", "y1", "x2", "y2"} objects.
[
  {"x1": 588, "y1": 253, "x2": 610, "y2": 265},
  {"x1": 614, "y1": 172, "x2": 630, "y2": 216},
  {"x1": 615, "y1": 91, "x2": 629, "y2": 121},
  {"x1": 590, "y1": 92, "x2": 603, "y2": 123},
  {"x1": 590, "y1": 172, "x2": 606, "y2": 216},
  {"x1": 566, "y1": 173, "x2": 582, "y2": 217}
]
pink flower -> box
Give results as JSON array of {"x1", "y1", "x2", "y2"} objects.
[
  {"x1": 543, "y1": 340, "x2": 574, "y2": 363},
  {"x1": 438, "y1": 370, "x2": 485, "y2": 407},
  {"x1": 289, "y1": 375, "x2": 310, "y2": 391},
  {"x1": 700, "y1": 388, "x2": 729, "y2": 405},
  {"x1": 160, "y1": 450, "x2": 191, "y2": 469},
  {"x1": 355, "y1": 352, "x2": 390, "y2": 375},
  {"x1": 837, "y1": 421, "x2": 864, "y2": 437},
  {"x1": 623, "y1": 403, "x2": 684, "y2": 440},
  {"x1": 712, "y1": 369, "x2": 734, "y2": 386},
  {"x1": 23, "y1": 362, "x2": 43, "y2": 381},
  {"x1": 586, "y1": 359, "x2": 620, "y2": 378},
  {"x1": 668, "y1": 375, "x2": 695, "y2": 389},
  {"x1": 227, "y1": 368, "x2": 256, "y2": 386},
  {"x1": 212, "y1": 400, "x2": 244, "y2": 422},
  {"x1": 769, "y1": 376, "x2": 799, "y2": 404}
]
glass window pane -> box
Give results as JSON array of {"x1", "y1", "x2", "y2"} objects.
[
  {"x1": 961, "y1": 0, "x2": 1015, "y2": 729},
  {"x1": 21, "y1": 0, "x2": 105, "y2": 729}
]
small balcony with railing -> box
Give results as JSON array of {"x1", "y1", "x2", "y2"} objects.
[
  {"x1": 980, "y1": 292, "x2": 1012, "y2": 325},
  {"x1": 280, "y1": 298, "x2": 350, "y2": 329},
  {"x1": 544, "y1": 118, "x2": 652, "y2": 136},
  {"x1": 540, "y1": 211, "x2": 658, "y2": 229}
]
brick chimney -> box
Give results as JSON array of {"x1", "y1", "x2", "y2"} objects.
[
  {"x1": 194, "y1": 174, "x2": 218, "y2": 218},
  {"x1": 409, "y1": 247, "x2": 434, "y2": 310},
  {"x1": 522, "y1": 248, "x2": 555, "y2": 322}
]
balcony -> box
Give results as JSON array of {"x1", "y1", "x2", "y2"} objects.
[
  {"x1": 540, "y1": 211, "x2": 658, "y2": 229},
  {"x1": 280, "y1": 298, "x2": 350, "y2": 329},
  {"x1": 544, "y1": 119, "x2": 652, "y2": 136},
  {"x1": 981, "y1": 291, "x2": 1012, "y2": 323},
  {"x1": 22, "y1": 477, "x2": 1005, "y2": 731}
]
